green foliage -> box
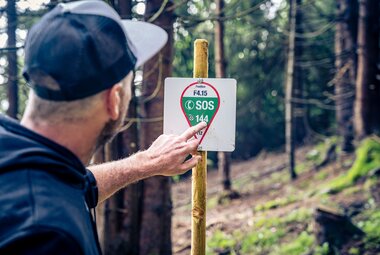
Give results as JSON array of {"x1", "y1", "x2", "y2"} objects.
[
  {"x1": 283, "y1": 208, "x2": 313, "y2": 224},
  {"x1": 207, "y1": 196, "x2": 219, "y2": 210},
  {"x1": 207, "y1": 207, "x2": 314, "y2": 255},
  {"x1": 316, "y1": 171, "x2": 328, "y2": 181},
  {"x1": 315, "y1": 243, "x2": 330, "y2": 255},
  {"x1": 241, "y1": 227, "x2": 286, "y2": 254},
  {"x1": 207, "y1": 230, "x2": 236, "y2": 255},
  {"x1": 241, "y1": 209, "x2": 313, "y2": 254},
  {"x1": 359, "y1": 209, "x2": 380, "y2": 250},
  {"x1": 276, "y1": 231, "x2": 314, "y2": 255},
  {"x1": 328, "y1": 137, "x2": 380, "y2": 193},
  {"x1": 348, "y1": 247, "x2": 360, "y2": 255},
  {"x1": 254, "y1": 195, "x2": 299, "y2": 212}
]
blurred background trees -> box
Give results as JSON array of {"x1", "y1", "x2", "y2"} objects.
[{"x1": 0, "y1": 0, "x2": 379, "y2": 254}]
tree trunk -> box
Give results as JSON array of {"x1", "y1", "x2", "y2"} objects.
[
  {"x1": 294, "y1": 0, "x2": 307, "y2": 143},
  {"x1": 354, "y1": 0, "x2": 380, "y2": 139},
  {"x1": 102, "y1": 139, "x2": 127, "y2": 255},
  {"x1": 6, "y1": 0, "x2": 18, "y2": 119},
  {"x1": 115, "y1": 73, "x2": 144, "y2": 255},
  {"x1": 214, "y1": 0, "x2": 232, "y2": 191},
  {"x1": 335, "y1": 0, "x2": 358, "y2": 152},
  {"x1": 285, "y1": 0, "x2": 297, "y2": 180},
  {"x1": 100, "y1": 1, "x2": 146, "y2": 254},
  {"x1": 139, "y1": 1, "x2": 174, "y2": 254}
]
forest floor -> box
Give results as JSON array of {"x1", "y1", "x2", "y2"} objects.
[{"x1": 171, "y1": 138, "x2": 380, "y2": 255}]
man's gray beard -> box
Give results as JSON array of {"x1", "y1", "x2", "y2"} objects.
[
  {"x1": 95, "y1": 117, "x2": 123, "y2": 150},
  {"x1": 95, "y1": 96, "x2": 128, "y2": 150}
]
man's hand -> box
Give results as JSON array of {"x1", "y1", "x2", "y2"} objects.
[
  {"x1": 89, "y1": 122, "x2": 207, "y2": 203},
  {"x1": 145, "y1": 121, "x2": 207, "y2": 176}
]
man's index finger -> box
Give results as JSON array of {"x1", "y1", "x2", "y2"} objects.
[{"x1": 181, "y1": 122, "x2": 207, "y2": 141}]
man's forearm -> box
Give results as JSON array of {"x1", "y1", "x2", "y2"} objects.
[
  {"x1": 88, "y1": 122, "x2": 207, "y2": 204},
  {"x1": 88, "y1": 151, "x2": 155, "y2": 203}
]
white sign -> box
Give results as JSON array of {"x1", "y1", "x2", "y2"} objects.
[{"x1": 164, "y1": 77, "x2": 236, "y2": 152}]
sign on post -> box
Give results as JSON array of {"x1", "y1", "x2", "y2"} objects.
[{"x1": 164, "y1": 77, "x2": 236, "y2": 152}]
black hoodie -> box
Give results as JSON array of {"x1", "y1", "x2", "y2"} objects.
[{"x1": 0, "y1": 114, "x2": 101, "y2": 255}]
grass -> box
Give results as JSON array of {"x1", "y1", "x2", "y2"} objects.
[
  {"x1": 205, "y1": 137, "x2": 380, "y2": 255},
  {"x1": 274, "y1": 231, "x2": 314, "y2": 255},
  {"x1": 254, "y1": 195, "x2": 299, "y2": 212},
  {"x1": 358, "y1": 208, "x2": 380, "y2": 250},
  {"x1": 328, "y1": 137, "x2": 380, "y2": 193},
  {"x1": 316, "y1": 171, "x2": 328, "y2": 181},
  {"x1": 207, "y1": 230, "x2": 236, "y2": 255},
  {"x1": 207, "y1": 208, "x2": 314, "y2": 255}
]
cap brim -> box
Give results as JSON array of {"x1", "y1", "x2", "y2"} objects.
[{"x1": 121, "y1": 20, "x2": 168, "y2": 68}]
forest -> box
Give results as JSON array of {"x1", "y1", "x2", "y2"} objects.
[{"x1": 0, "y1": 0, "x2": 380, "y2": 254}]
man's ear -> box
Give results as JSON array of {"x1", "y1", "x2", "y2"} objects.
[{"x1": 106, "y1": 83, "x2": 122, "y2": 120}]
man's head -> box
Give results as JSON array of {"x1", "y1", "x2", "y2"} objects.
[{"x1": 22, "y1": 0, "x2": 167, "y2": 148}]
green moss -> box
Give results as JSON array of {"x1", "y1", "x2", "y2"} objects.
[
  {"x1": 328, "y1": 137, "x2": 380, "y2": 193},
  {"x1": 254, "y1": 195, "x2": 299, "y2": 212},
  {"x1": 207, "y1": 230, "x2": 236, "y2": 255},
  {"x1": 316, "y1": 171, "x2": 328, "y2": 180},
  {"x1": 341, "y1": 185, "x2": 362, "y2": 195},
  {"x1": 276, "y1": 231, "x2": 314, "y2": 255},
  {"x1": 359, "y1": 209, "x2": 380, "y2": 250},
  {"x1": 241, "y1": 227, "x2": 285, "y2": 254},
  {"x1": 315, "y1": 243, "x2": 330, "y2": 255},
  {"x1": 348, "y1": 247, "x2": 360, "y2": 255},
  {"x1": 254, "y1": 216, "x2": 282, "y2": 229},
  {"x1": 295, "y1": 162, "x2": 310, "y2": 174},
  {"x1": 283, "y1": 208, "x2": 313, "y2": 223},
  {"x1": 207, "y1": 196, "x2": 219, "y2": 210}
]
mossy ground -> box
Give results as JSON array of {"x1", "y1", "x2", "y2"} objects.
[{"x1": 172, "y1": 137, "x2": 380, "y2": 255}]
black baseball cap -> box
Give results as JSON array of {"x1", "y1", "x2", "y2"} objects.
[{"x1": 23, "y1": 0, "x2": 168, "y2": 101}]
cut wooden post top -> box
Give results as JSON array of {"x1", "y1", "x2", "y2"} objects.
[{"x1": 194, "y1": 39, "x2": 209, "y2": 78}]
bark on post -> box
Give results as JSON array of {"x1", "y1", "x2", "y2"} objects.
[
  {"x1": 139, "y1": 1, "x2": 174, "y2": 254},
  {"x1": 335, "y1": 0, "x2": 358, "y2": 152},
  {"x1": 285, "y1": 0, "x2": 297, "y2": 180},
  {"x1": 214, "y1": 0, "x2": 232, "y2": 191},
  {"x1": 6, "y1": 0, "x2": 18, "y2": 119},
  {"x1": 191, "y1": 39, "x2": 209, "y2": 255},
  {"x1": 354, "y1": 0, "x2": 380, "y2": 139}
]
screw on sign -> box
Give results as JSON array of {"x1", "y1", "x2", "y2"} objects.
[{"x1": 180, "y1": 80, "x2": 220, "y2": 144}]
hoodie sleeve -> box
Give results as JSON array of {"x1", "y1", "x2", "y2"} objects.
[{"x1": 0, "y1": 228, "x2": 83, "y2": 255}]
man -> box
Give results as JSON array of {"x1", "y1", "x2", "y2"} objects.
[{"x1": 0, "y1": 1, "x2": 206, "y2": 254}]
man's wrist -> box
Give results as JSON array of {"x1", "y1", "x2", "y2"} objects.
[{"x1": 128, "y1": 150, "x2": 159, "y2": 179}]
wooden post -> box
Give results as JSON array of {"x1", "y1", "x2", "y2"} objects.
[{"x1": 191, "y1": 39, "x2": 208, "y2": 255}]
